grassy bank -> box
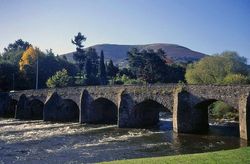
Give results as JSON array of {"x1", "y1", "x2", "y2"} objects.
[{"x1": 102, "y1": 147, "x2": 250, "y2": 164}]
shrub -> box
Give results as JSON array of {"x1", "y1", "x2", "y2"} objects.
[
  {"x1": 113, "y1": 75, "x2": 145, "y2": 85},
  {"x1": 209, "y1": 101, "x2": 238, "y2": 120},
  {"x1": 46, "y1": 69, "x2": 71, "y2": 88},
  {"x1": 223, "y1": 74, "x2": 249, "y2": 85}
]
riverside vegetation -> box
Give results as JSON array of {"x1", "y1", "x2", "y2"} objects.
[{"x1": 0, "y1": 33, "x2": 249, "y2": 121}]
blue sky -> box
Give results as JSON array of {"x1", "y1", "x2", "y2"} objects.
[{"x1": 0, "y1": 0, "x2": 249, "y2": 59}]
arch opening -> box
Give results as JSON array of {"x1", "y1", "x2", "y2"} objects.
[
  {"x1": 89, "y1": 98, "x2": 118, "y2": 124},
  {"x1": 133, "y1": 99, "x2": 171, "y2": 128},
  {"x1": 194, "y1": 99, "x2": 239, "y2": 136},
  {"x1": 56, "y1": 99, "x2": 79, "y2": 122},
  {"x1": 29, "y1": 99, "x2": 44, "y2": 120},
  {"x1": 4, "y1": 99, "x2": 18, "y2": 118}
]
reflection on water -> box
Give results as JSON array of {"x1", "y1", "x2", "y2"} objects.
[{"x1": 0, "y1": 118, "x2": 248, "y2": 164}]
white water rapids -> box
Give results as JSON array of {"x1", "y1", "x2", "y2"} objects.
[{"x1": 0, "y1": 118, "x2": 245, "y2": 164}]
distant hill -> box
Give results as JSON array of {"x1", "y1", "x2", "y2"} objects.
[{"x1": 62, "y1": 43, "x2": 206, "y2": 66}]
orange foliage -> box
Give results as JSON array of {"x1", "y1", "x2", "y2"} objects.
[{"x1": 19, "y1": 46, "x2": 37, "y2": 71}]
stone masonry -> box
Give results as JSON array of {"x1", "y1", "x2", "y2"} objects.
[{"x1": 0, "y1": 84, "x2": 249, "y2": 140}]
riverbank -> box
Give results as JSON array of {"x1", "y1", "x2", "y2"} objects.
[{"x1": 103, "y1": 146, "x2": 250, "y2": 164}]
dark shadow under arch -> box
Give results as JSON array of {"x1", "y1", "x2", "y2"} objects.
[
  {"x1": 56, "y1": 99, "x2": 79, "y2": 122},
  {"x1": 89, "y1": 98, "x2": 118, "y2": 124},
  {"x1": 133, "y1": 99, "x2": 170, "y2": 128},
  {"x1": 194, "y1": 99, "x2": 239, "y2": 136},
  {"x1": 4, "y1": 99, "x2": 18, "y2": 118},
  {"x1": 29, "y1": 99, "x2": 44, "y2": 120}
]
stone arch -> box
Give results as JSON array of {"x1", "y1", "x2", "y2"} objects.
[
  {"x1": 132, "y1": 99, "x2": 170, "y2": 128},
  {"x1": 58, "y1": 99, "x2": 79, "y2": 122},
  {"x1": 173, "y1": 90, "x2": 240, "y2": 135},
  {"x1": 15, "y1": 94, "x2": 44, "y2": 120},
  {"x1": 44, "y1": 92, "x2": 79, "y2": 122},
  {"x1": 194, "y1": 99, "x2": 238, "y2": 132},
  {"x1": 193, "y1": 99, "x2": 218, "y2": 132},
  {"x1": 29, "y1": 99, "x2": 44, "y2": 120},
  {"x1": 88, "y1": 97, "x2": 118, "y2": 124}
]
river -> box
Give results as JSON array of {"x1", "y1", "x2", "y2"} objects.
[{"x1": 0, "y1": 117, "x2": 248, "y2": 164}]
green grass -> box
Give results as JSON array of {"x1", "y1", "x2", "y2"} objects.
[{"x1": 102, "y1": 147, "x2": 250, "y2": 164}]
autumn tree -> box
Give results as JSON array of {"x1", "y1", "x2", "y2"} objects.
[{"x1": 19, "y1": 46, "x2": 37, "y2": 71}]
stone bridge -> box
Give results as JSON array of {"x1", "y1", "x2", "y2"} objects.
[{"x1": 0, "y1": 84, "x2": 250, "y2": 140}]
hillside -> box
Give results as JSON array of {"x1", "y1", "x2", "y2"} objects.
[{"x1": 62, "y1": 43, "x2": 206, "y2": 66}]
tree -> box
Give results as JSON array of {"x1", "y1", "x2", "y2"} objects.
[
  {"x1": 86, "y1": 48, "x2": 99, "y2": 77},
  {"x1": 19, "y1": 46, "x2": 37, "y2": 71},
  {"x1": 106, "y1": 59, "x2": 119, "y2": 79},
  {"x1": 38, "y1": 50, "x2": 77, "y2": 88},
  {"x1": 98, "y1": 50, "x2": 107, "y2": 85},
  {"x1": 18, "y1": 47, "x2": 77, "y2": 89},
  {"x1": 18, "y1": 46, "x2": 43, "y2": 89},
  {"x1": 72, "y1": 32, "x2": 86, "y2": 76},
  {"x1": 81, "y1": 48, "x2": 100, "y2": 85},
  {"x1": 185, "y1": 51, "x2": 249, "y2": 84},
  {"x1": 46, "y1": 69, "x2": 71, "y2": 88},
  {"x1": 2, "y1": 39, "x2": 31, "y2": 65},
  {"x1": 84, "y1": 59, "x2": 93, "y2": 85},
  {"x1": 128, "y1": 48, "x2": 181, "y2": 83},
  {"x1": 4, "y1": 39, "x2": 30, "y2": 52},
  {"x1": 0, "y1": 62, "x2": 18, "y2": 91},
  {"x1": 118, "y1": 68, "x2": 136, "y2": 79}
]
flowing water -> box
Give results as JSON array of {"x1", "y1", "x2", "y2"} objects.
[{"x1": 0, "y1": 117, "x2": 248, "y2": 164}]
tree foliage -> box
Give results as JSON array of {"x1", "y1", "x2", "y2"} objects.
[
  {"x1": 106, "y1": 59, "x2": 119, "y2": 79},
  {"x1": 72, "y1": 32, "x2": 86, "y2": 74},
  {"x1": 113, "y1": 74, "x2": 145, "y2": 85},
  {"x1": 98, "y1": 50, "x2": 107, "y2": 85},
  {"x1": 4, "y1": 39, "x2": 30, "y2": 52},
  {"x1": 0, "y1": 62, "x2": 18, "y2": 91},
  {"x1": 46, "y1": 69, "x2": 71, "y2": 88},
  {"x1": 83, "y1": 48, "x2": 100, "y2": 85},
  {"x1": 223, "y1": 74, "x2": 249, "y2": 85},
  {"x1": 185, "y1": 51, "x2": 249, "y2": 84},
  {"x1": 1, "y1": 39, "x2": 30, "y2": 65},
  {"x1": 19, "y1": 46, "x2": 37, "y2": 71},
  {"x1": 209, "y1": 101, "x2": 238, "y2": 120},
  {"x1": 128, "y1": 48, "x2": 184, "y2": 83},
  {"x1": 37, "y1": 50, "x2": 77, "y2": 88},
  {"x1": 0, "y1": 40, "x2": 77, "y2": 90}
]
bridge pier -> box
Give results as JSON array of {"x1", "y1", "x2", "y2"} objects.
[
  {"x1": 239, "y1": 93, "x2": 250, "y2": 140},
  {"x1": 118, "y1": 90, "x2": 136, "y2": 128},
  {"x1": 80, "y1": 90, "x2": 94, "y2": 123},
  {"x1": 173, "y1": 90, "x2": 209, "y2": 133}
]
